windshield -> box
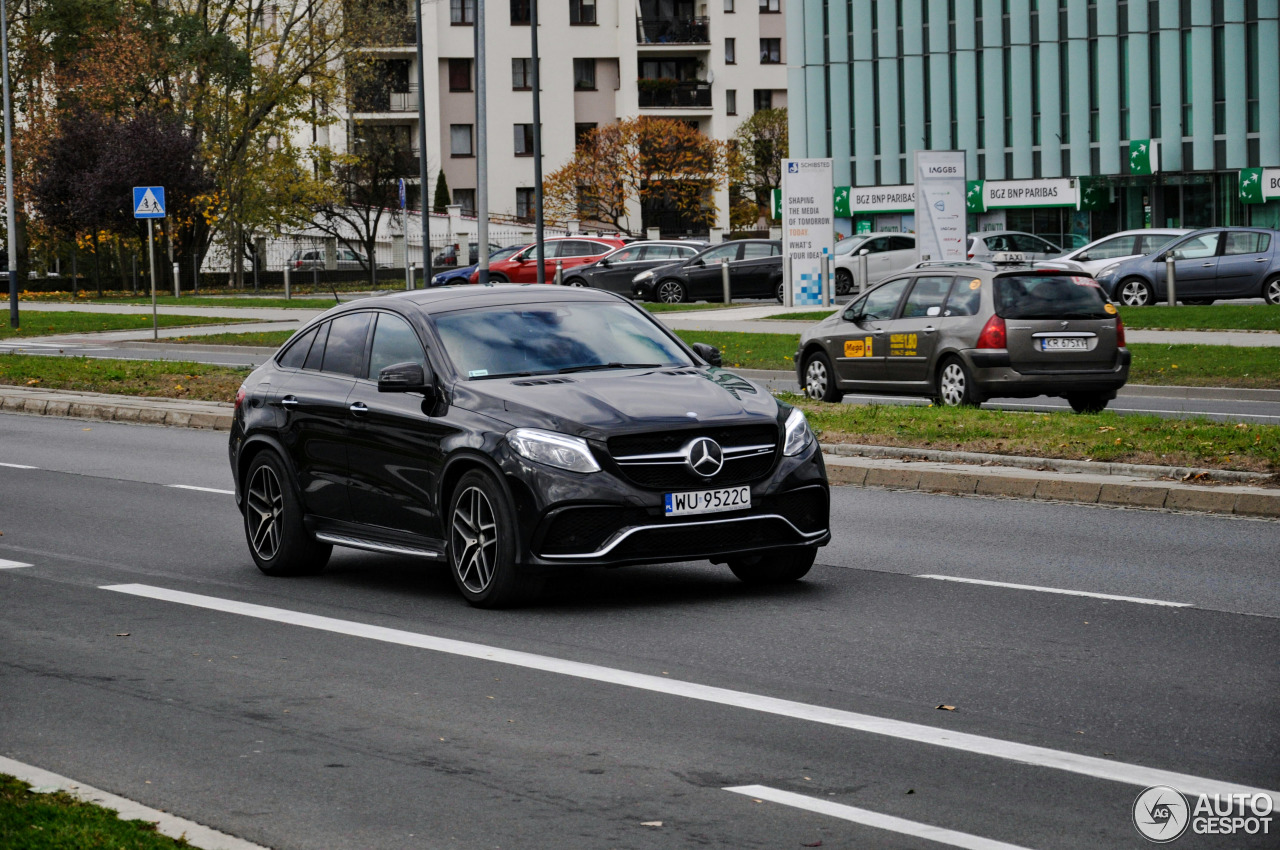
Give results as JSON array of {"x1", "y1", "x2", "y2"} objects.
[
  {"x1": 433, "y1": 301, "x2": 695, "y2": 379},
  {"x1": 834, "y1": 236, "x2": 867, "y2": 256},
  {"x1": 489, "y1": 245, "x2": 522, "y2": 262},
  {"x1": 994, "y1": 275, "x2": 1111, "y2": 319}
]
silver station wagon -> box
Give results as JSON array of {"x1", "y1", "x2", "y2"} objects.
[{"x1": 796, "y1": 261, "x2": 1131, "y2": 413}]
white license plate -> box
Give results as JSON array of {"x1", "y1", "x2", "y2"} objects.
[
  {"x1": 664, "y1": 486, "x2": 751, "y2": 517},
  {"x1": 1041, "y1": 337, "x2": 1089, "y2": 351}
]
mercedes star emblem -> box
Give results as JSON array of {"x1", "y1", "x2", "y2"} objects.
[{"x1": 684, "y1": 437, "x2": 724, "y2": 478}]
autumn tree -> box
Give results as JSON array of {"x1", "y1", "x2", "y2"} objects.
[
  {"x1": 731, "y1": 107, "x2": 788, "y2": 224},
  {"x1": 543, "y1": 117, "x2": 732, "y2": 236}
]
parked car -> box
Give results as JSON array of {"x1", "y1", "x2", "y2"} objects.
[
  {"x1": 967, "y1": 231, "x2": 1062, "y2": 262},
  {"x1": 796, "y1": 262, "x2": 1130, "y2": 412},
  {"x1": 467, "y1": 236, "x2": 628, "y2": 284},
  {"x1": 562, "y1": 240, "x2": 707, "y2": 294},
  {"x1": 1093, "y1": 227, "x2": 1280, "y2": 306},
  {"x1": 289, "y1": 247, "x2": 381, "y2": 271},
  {"x1": 832, "y1": 233, "x2": 918, "y2": 295},
  {"x1": 1036, "y1": 228, "x2": 1190, "y2": 276},
  {"x1": 229, "y1": 286, "x2": 830, "y2": 607},
  {"x1": 433, "y1": 242, "x2": 489, "y2": 269},
  {"x1": 632, "y1": 239, "x2": 784, "y2": 303},
  {"x1": 431, "y1": 245, "x2": 523, "y2": 286}
]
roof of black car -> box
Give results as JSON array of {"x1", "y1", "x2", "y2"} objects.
[{"x1": 358, "y1": 283, "x2": 629, "y2": 312}]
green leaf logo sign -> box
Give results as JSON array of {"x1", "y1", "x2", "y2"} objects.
[{"x1": 1239, "y1": 168, "x2": 1264, "y2": 204}]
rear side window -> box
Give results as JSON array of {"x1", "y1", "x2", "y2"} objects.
[
  {"x1": 994, "y1": 275, "x2": 1109, "y2": 319},
  {"x1": 1084, "y1": 235, "x2": 1136, "y2": 260},
  {"x1": 321, "y1": 312, "x2": 373, "y2": 377},
  {"x1": 740, "y1": 242, "x2": 775, "y2": 260},
  {"x1": 366, "y1": 313, "x2": 427, "y2": 380},
  {"x1": 640, "y1": 245, "x2": 677, "y2": 260},
  {"x1": 943, "y1": 278, "x2": 982, "y2": 316},
  {"x1": 303, "y1": 322, "x2": 330, "y2": 371},
  {"x1": 889, "y1": 236, "x2": 915, "y2": 251},
  {"x1": 277, "y1": 326, "x2": 318, "y2": 370},
  {"x1": 1223, "y1": 232, "x2": 1269, "y2": 255},
  {"x1": 901, "y1": 276, "x2": 952, "y2": 317}
]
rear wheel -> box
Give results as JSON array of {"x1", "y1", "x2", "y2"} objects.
[
  {"x1": 1264, "y1": 276, "x2": 1280, "y2": 306},
  {"x1": 727, "y1": 547, "x2": 816, "y2": 584},
  {"x1": 243, "y1": 452, "x2": 331, "y2": 576},
  {"x1": 935, "y1": 357, "x2": 981, "y2": 407},
  {"x1": 656, "y1": 279, "x2": 687, "y2": 304},
  {"x1": 563, "y1": 277, "x2": 587, "y2": 288},
  {"x1": 803, "y1": 351, "x2": 843, "y2": 402},
  {"x1": 776, "y1": 282, "x2": 785, "y2": 303},
  {"x1": 448, "y1": 470, "x2": 541, "y2": 608},
  {"x1": 483, "y1": 273, "x2": 509, "y2": 284},
  {"x1": 1067, "y1": 393, "x2": 1111, "y2": 414},
  {"x1": 835, "y1": 269, "x2": 853, "y2": 296},
  {"x1": 1117, "y1": 277, "x2": 1153, "y2": 307}
]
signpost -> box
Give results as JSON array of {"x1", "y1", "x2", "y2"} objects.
[
  {"x1": 133, "y1": 187, "x2": 165, "y2": 340},
  {"x1": 780, "y1": 158, "x2": 834, "y2": 308},
  {"x1": 914, "y1": 151, "x2": 967, "y2": 264}
]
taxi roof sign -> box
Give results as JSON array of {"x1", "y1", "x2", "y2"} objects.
[{"x1": 133, "y1": 186, "x2": 166, "y2": 219}]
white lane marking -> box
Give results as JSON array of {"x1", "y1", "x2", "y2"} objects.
[
  {"x1": 0, "y1": 559, "x2": 33, "y2": 569},
  {"x1": 725, "y1": 786, "x2": 1032, "y2": 850},
  {"x1": 0, "y1": 755, "x2": 271, "y2": 850},
  {"x1": 101, "y1": 583, "x2": 1272, "y2": 799},
  {"x1": 0, "y1": 462, "x2": 38, "y2": 469},
  {"x1": 166, "y1": 484, "x2": 235, "y2": 495},
  {"x1": 916, "y1": 575, "x2": 1192, "y2": 608}
]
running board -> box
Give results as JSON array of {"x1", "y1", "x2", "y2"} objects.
[{"x1": 314, "y1": 533, "x2": 444, "y2": 560}]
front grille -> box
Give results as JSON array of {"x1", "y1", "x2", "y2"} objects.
[
  {"x1": 538, "y1": 506, "x2": 652, "y2": 556},
  {"x1": 769, "y1": 487, "x2": 828, "y2": 534},
  {"x1": 607, "y1": 424, "x2": 778, "y2": 490},
  {"x1": 608, "y1": 424, "x2": 776, "y2": 457}
]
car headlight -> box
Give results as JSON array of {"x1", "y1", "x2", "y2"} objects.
[
  {"x1": 507, "y1": 428, "x2": 600, "y2": 473},
  {"x1": 633, "y1": 269, "x2": 656, "y2": 284},
  {"x1": 782, "y1": 407, "x2": 814, "y2": 457},
  {"x1": 1097, "y1": 263, "x2": 1120, "y2": 280}
]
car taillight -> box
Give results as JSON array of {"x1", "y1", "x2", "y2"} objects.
[
  {"x1": 1115, "y1": 314, "x2": 1126, "y2": 347},
  {"x1": 967, "y1": 250, "x2": 975, "y2": 259},
  {"x1": 976, "y1": 315, "x2": 1007, "y2": 349},
  {"x1": 234, "y1": 385, "x2": 247, "y2": 411}
]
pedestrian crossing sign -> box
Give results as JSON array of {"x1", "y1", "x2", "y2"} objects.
[{"x1": 133, "y1": 186, "x2": 166, "y2": 218}]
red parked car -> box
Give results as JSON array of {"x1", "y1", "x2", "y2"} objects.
[{"x1": 468, "y1": 236, "x2": 627, "y2": 283}]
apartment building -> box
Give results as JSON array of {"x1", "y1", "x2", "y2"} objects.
[{"x1": 348, "y1": 0, "x2": 788, "y2": 234}]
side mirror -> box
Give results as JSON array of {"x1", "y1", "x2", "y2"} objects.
[
  {"x1": 926, "y1": 306, "x2": 942, "y2": 317},
  {"x1": 378, "y1": 361, "x2": 432, "y2": 393},
  {"x1": 691, "y1": 342, "x2": 722, "y2": 367},
  {"x1": 691, "y1": 258, "x2": 705, "y2": 266},
  {"x1": 858, "y1": 248, "x2": 871, "y2": 256},
  {"x1": 599, "y1": 258, "x2": 611, "y2": 267}
]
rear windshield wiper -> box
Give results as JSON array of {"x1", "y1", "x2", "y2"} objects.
[{"x1": 557, "y1": 362, "x2": 664, "y2": 374}]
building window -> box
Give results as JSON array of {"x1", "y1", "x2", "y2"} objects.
[
  {"x1": 516, "y1": 188, "x2": 535, "y2": 220},
  {"x1": 510, "y1": 0, "x2": 530, "y2": 25},
  {"x1": 573, "y1": 58, "x2": 596, "y2": 90},
  {"x1": 450, "y1": 124, "x2": 473, "y2": 157},
  {"x1": 570, "y1": 0, "x2": 596, "y2": 25},
  {"x1": 450, "y1": 0, "x2": 474, "y2": 24},
  {"x1": 574, "y1": 123, "x2": 597, "y2": 148},
  {"x1": 759, "y1": 0, "x2": 778, "y2": 11},
  {"x1": 725, "y1": 38, "x2": 736, "y2": 64},
  {"x1": 759, "y1": 38, "x2": 781, "y2": 63},
  {"x1": 724, "y1": 0, "x2": 734, "y2": 10},
  {"x1": 512, "y1": 58, "x2": 533, "y2": 90},
  {"x1": 753, "y1": 89, "x2": 772, "y2": 112},
  {"x1": 1246, "y1": 22, "x2": 1259, "y2": 132},
  {"x1": 448, "y1": 58, "x2": 472, "y2": 92},
  {"x1": 726, "y1": 89, "x2": 737, "y2": 115},
  {"x1": 453, "y1": 189, "x2": 476, "y2": 214},
  {"x1": 514, "y1": 123, "x2": 535, "y2": 156}
]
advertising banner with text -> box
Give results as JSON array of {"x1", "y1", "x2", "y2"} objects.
[
  {"x1": 781, "y1": 159, "x2": 834, "y2": 308},
  {"x1": 913, "y1": 151, "x2": 967, "y2": 263}
]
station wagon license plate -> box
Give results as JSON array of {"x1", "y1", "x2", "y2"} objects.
[
  {"x1": 1041, "y1": 337, "x2": 1089, "y2": 351},
  {"x1": 664, "y1": 486, "x2": 751, "y2": 517}
]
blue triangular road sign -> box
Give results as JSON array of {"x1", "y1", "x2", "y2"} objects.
[{"x1": 133, "y1": 186, "x2": 166, "y2": 218}]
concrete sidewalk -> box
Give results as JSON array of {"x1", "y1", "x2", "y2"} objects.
[{"x1": 2, "y1": 383, "x2": 1275, "y2": 519}]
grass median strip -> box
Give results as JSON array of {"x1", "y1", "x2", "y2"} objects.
[
  {"x1": 0, "y1": 773, "x2": 194, "y2": 849},
  {"x1": 0, "y1": 354, "x2": 247, "y2": 402},
  {"x1": 3, "y1": 311, "x2": 253, "y2": 339},
  {"x1": 22, "y1": 294, "x2": 341, "y2": 309}
]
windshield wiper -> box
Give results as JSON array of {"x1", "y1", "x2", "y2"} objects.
[
  {"x1": 556, "y1": 362, "x2": 663, "y2": 374},
  {"x1": 471, "y1": 371, "x2": 536, "y2": 380}
]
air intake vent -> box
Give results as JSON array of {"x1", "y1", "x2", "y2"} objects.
[
  {"x1": 661, "y1": 369, "x2": 701, "y2": 376},
  {"x1": 510, "y1": 377, "x2": 577, "y2": 386}
]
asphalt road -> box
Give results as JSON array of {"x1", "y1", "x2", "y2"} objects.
[{"x1": 1, "y1": 413, "x2": 1276, "y2": 849}]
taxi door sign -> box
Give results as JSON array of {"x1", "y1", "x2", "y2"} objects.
[
  {"x1": 890, "y1": 333, "x2": 919, "y2": 356},
  {"x1": 844, "y1": 337, "x2": 873, "y2": 357}
]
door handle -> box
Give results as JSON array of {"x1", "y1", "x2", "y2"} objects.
[
  {"x1": 923, "y1": 327, "x2": 936, "y2": 333},
  {"x1": 279, "y1": 395, "x2": 298, "y2": 409},
  {"x1": 1202, "y1": 263, "x2": 1213, "y2": 267},
  {"x1": 349, "y1": 402, "x2": 368, "y2": 417},
  {"x1": 1256, "y1": 258, "x2": 1268, "y2": 262}
]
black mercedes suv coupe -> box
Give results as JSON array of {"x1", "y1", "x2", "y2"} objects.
[{"x1": 229, "y1": 285, "x2": 830, "y2": 607}]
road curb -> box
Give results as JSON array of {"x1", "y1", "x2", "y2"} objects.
[{"x1": 0, "y1": 386, "x2": 233, "y2": 431}]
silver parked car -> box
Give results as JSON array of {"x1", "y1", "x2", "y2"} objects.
[
  {"x1": 1038, "y1": 228, "x2": 1190, "y2": 276},
  {"x1": 831, "y1": 233, "x2": 918, "y2": 295},
  {"x1": 967, "y1": 231, "x2": 1062, "y2": 262},
  {"x1": 1093, "y1": 227, "x2": 1280, "y2": 306}
]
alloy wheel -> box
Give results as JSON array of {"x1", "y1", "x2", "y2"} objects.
[
  {"x1": 246, "y1": 464, "x2": 284, "y2": 561},
  {"x1": 805, "y1": 358, "x2": 829, "y2": 400},
  {"x1": 657, "y1": 280, "x2": 684, "y2": 304},
  {"x1": 1119, "y1": 279, "x2": 1150, "y2": 307},
  {"x1": 1266, "y1": 277, "x2": 1280, "y2": 305},
  {"x1": 451, "y1": 485, "x2": 498, "y2": 594},
  {"x1": 939, "y1": 362, "x2": 967, "y2": 406}
]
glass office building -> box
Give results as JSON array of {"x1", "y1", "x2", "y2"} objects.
[{"x1": 787, "y1": 1, "x2": 1280, "y2": 247}]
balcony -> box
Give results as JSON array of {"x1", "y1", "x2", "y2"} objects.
[
  {"x1": 352, "y1": 88, "x2": 419, "y2": 114},
  {"x1": 361, "y1": 19, "x2": 417, "y2": 47},
  {"x1": 637, "y1": 79, "x2": 711, "y2": 109},
  {"x1": 636, "y1": 16, "x2": 709, "y2": 45}
]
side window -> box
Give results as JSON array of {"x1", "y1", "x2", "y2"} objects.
[
  {"x1": 699, "y1": 243, "x2": 741, "y2": 264},
  {"x1": 569, "y1": 240, "x2": 611, "y2": 257},
  {"x1": 609, "y1": 245, "x2": 644, "y2": 262},
  {"x1": 366, "y1": 313, "x2": 428, "y2": 380},
  {"x1": 1084, "y1": 236, "x2": 1136, "y2": 260},
  {"x1": 277, "y1": 326, "x2": 318, "y2": 370},
  {"x1": 1174, "y1": 232, "x2": 1220, "y2": 260},
  {"x1": 864, "y1": 237, "x2": 890, "y2": 253},
  {"x1": 1259, "y1": 233, "x2": 1272, "y2": 253},
  {"x1": 1010, "y1": 234, "x2": 1050, "y2": 253},
  {"x1": 943, "y1": 277, "x2": 983, "y2": 316},
  {"x1": 640, "y1": 245, "x2": 677, "y2": 260},
  {"x1": 302, "y1": 322, "x2": 330, "y2": 371},
  {"x1": 861, "y1": 278, "x2": 910, "y2": 320},
  {"x1": 984, "y1": 235, "x2": 1010, "y2": 252},
  {"x1": 1223, "y1": 232, "x2": 1263, "y2": 256},
  {"x1": 889, "y1": 236, "x2": 915, "y2": 251},
  {"x1": 740, "y1": 242, "x2": 774, "y2": 260},
  {"x1": 1138, "y1": 234, "x2": 1173, "y2": 254},
  {"x1": 842, "y1": 294, "x2": 867, "y2": 321},
  {"x1": 901, "y1": 276, "x2": 952, "y2": 318},
  {"x1": 321, "y1": 312, "x2": 373, "y2": 377}
]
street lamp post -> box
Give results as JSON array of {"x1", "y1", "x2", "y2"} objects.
[
  {"x1": 1, "y1": 0, "x2": 19, "y2": 328},
  {"x1": 413, "y1": 0, "x2": 432, "y2": 285},
  {"x1": 530, "y1": 0, "x2": 545, "y2": 283},
  {"x1": 474, "y1": 0, "x2": 489, "y2": 284}
]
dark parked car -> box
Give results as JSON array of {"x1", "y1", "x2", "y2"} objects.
[
  {"x1": 230, "y1": 285, "x2": 830, "y2": 607},
  {"x1": 632, "y1": 239, "x2": 784, "y2": 303},
  {"x1": 562, "y1": 240, "x2": 706, "y2": 294},
  {"x1": 431, "y1": 245, "x2": 523, "y2": 286},
  {"x1": 1092, "y1": 227, "x2": 1280, "y2": 306},
  {"x1": 797, "y1": 262, "x2": 1130, "y2": 412}
]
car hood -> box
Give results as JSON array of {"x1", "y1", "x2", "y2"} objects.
[{"x1": 452, "y1": 367, "x2": 779, "y2": 440}]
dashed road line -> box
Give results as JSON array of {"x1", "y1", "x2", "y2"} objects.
[
  {"x1": 166, "y1": 484, "x2": 235, "y2": 495},
  {"x1": 100, "y1": 583, "x2": 1271, "y2": 799},
  {"x1": 725, "y1": 785, "x2": 1032, "y2": 850},
  {"x1": 0, "y1": 462, "x2": 38, "y2": 469},
  {"x1": 0, "y1": 559, "x2": 33, "y2": 569},
  {"x1": 916, "y1": 575, "x2": 1192, "y2": 608}
]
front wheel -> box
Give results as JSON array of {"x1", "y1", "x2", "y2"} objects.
[
  {"x1": 448, "y1": 470, "x2": 541, "y2": 608},
  {"x1": 803, "y1": 351, "x2": 843, "y2": 402},
  {"x1": 656, "y1": 279, "x2": 687, "y2": 304},
  {"x1": 776, "y1": 281, "x2": 785, "y2": 303},
  {"x1": 935, "y1": 357, "x2": 981, "y2": 407},
  {"x1": 1067, "y1": 393, "x2": 1111, "y2": 414},
  {"x1": 243, "y1": 452, "x2": 331, "y2": 576},
  {"x1": 1264, "y1": 276, "x2": 1280, "y2": 306},
  {"x1": 1117, "y1": 277, "x2": 1153, "y2": 307},
  {"x1": 563, "y1": 277, "x2": 587, "y2": 288},
  {"x1": 835, "y1": 269, "x2": 853, "y2": 296},
  {"x1": 727, "y1": 547, "x2": 816, "y2": 584}
]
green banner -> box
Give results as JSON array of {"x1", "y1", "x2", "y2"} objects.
[
  {"x1": 1129, "y1": 139, "x2": 1157, "y2": 175},
  {"x1": 834, "y1": 185, "x2": 851, "y2": 217},
  {"x1": 1240, "y1": 168, "x2": 1264, "y2": 204},
  {"x1": 965, "y1": 180, "x2": 986, "y2": 213},
  {"x1": 1077, "y1": 176, "x2": 1108, "y2": 211},
  {"x1": 771, "y1": 188, "x2": 781, "y2": 220}
]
